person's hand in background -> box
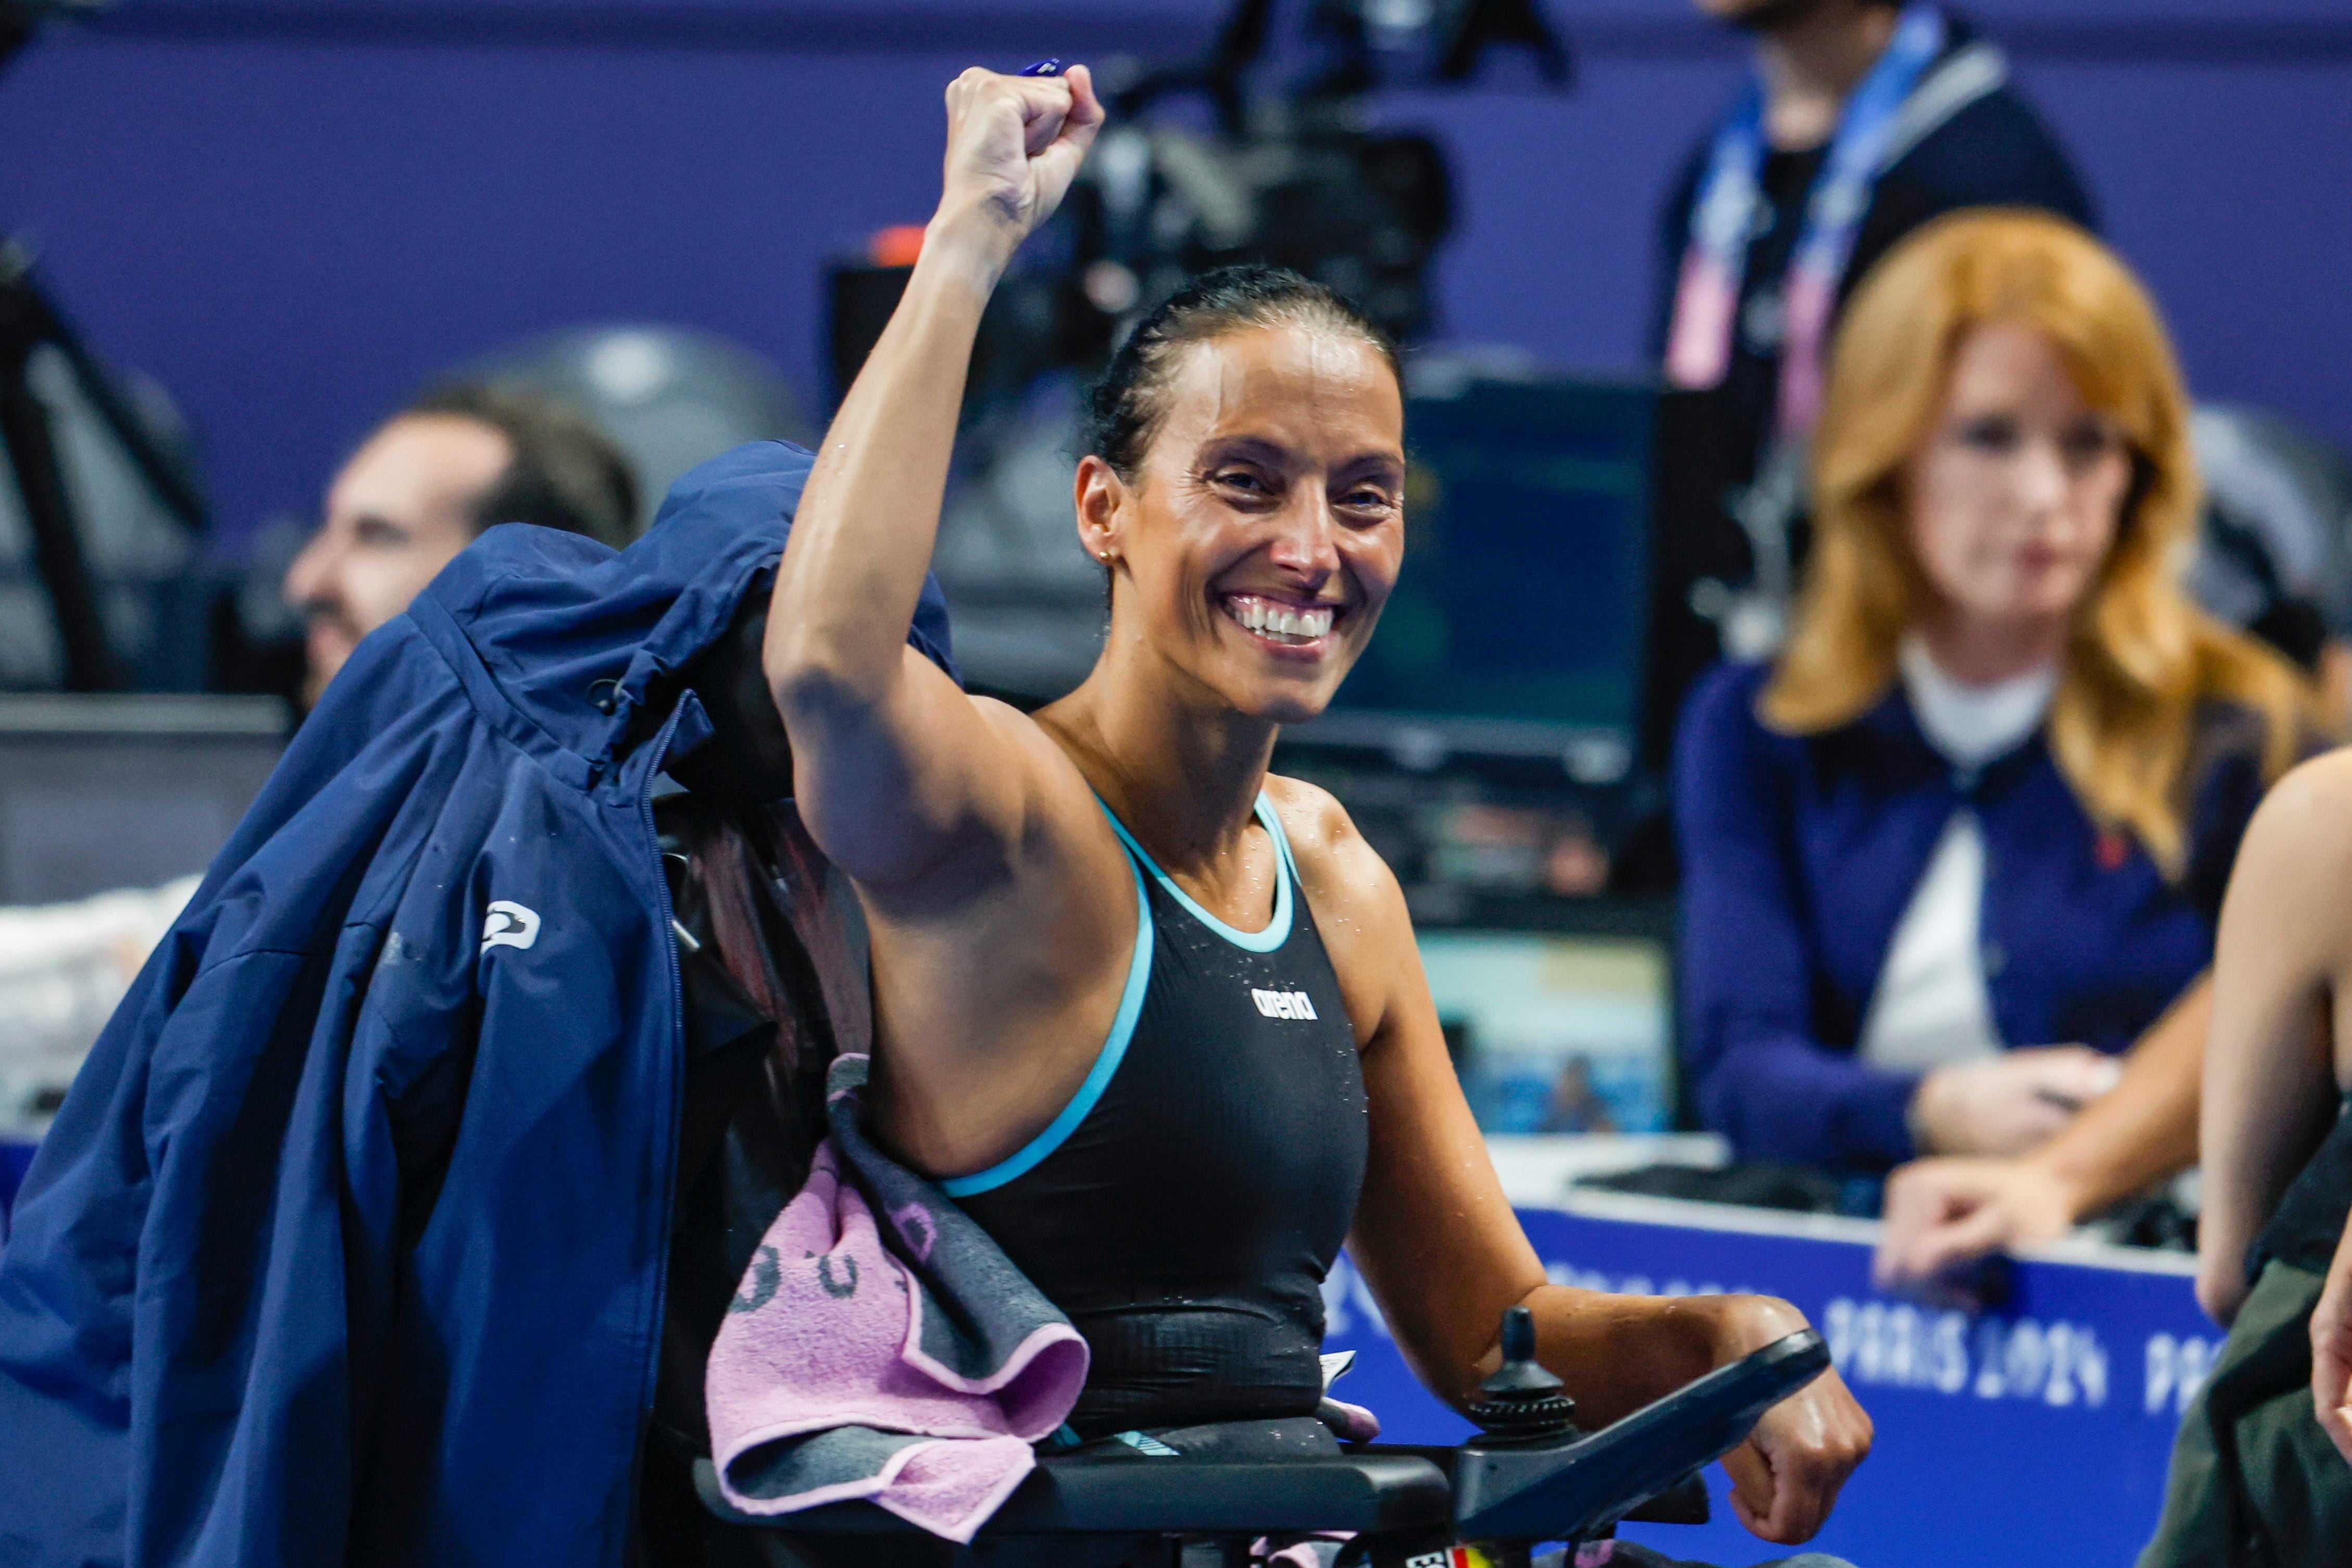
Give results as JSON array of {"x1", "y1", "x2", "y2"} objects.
[
  {"x1": 1877, "y1": 980, "x2": 2208, "y2": 1302},
  {"x1": 1909, "y1": 1045, "x2": 2121, "y2": 1157},
  {"x1": 1875, "y1": 1155, "x2": 2077, "y2": 1298}
]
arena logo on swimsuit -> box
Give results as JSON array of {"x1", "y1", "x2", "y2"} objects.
[{"x1": 1250, "y1": 987, "x2": 1319, "y2": 1020}]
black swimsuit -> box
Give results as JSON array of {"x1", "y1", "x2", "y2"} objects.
[{"x1": 949, "y1": 794, "x2": 1369, "y2": 1436}]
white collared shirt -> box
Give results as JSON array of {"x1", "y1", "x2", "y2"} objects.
[{"x1": 1858, "y1": 638, "x2": 2058, "y2": 1073}]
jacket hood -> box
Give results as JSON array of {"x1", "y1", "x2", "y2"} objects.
[{"x1": 409, "y1": 438, "x2": 955, "y2": 782}]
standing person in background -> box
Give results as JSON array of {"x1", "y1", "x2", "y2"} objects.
[
  {"x1": 1674, "y1": 211, "x2": 2320, "y2": 1180},
  {"x1": 286, "y1": 383, "x2": 638, "y2": 706},
  {"x1": 1638, "y1": 0, "x2": 2095, "y2": 777}
]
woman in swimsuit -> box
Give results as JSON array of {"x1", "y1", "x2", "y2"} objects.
[{"x1": 765, "y1": 64, "x2": 1870, "y2": 1547}]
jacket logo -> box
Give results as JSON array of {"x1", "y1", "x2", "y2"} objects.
[
  {"x1": 481, "y1": 900, "x2": 542, "y2": 954},
  {"x1": 1250, "y1": 987, "x2": 1318, "y2": 1021}
]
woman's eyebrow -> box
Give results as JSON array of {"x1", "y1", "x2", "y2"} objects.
[
  {"x1": 1331, "y1": 449, "x2": 1406, "y2": 482},
  {"x1": 1197, "y1": 434, "x2": 1296, "y2": 471},
  {"x1": 1195, "y1": 435, "x2": 1402, "y2": 480}
]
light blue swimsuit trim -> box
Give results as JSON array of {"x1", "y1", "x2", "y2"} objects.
[
  {"x1": 936, "y1": 792, "x2": 1298, "y2": 1197},
  {"x1": 939, "y1": 805, "x2": 1156, "y2": 1198},
  {"x1": 1100, "y1": 791, "x2": 1295, "y2": 953}
]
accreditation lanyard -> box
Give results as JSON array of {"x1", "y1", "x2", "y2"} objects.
[{"x1": 1663, "y1": 1, "x2": 1946, "y2": 437}]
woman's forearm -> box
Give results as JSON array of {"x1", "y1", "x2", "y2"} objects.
[
  {"x1": 2019, "y1": 975, "x2": 2207, "y2": 1220},
  {"x1": 2198, "y1": 980, "x2": 2334, "y2": 1322},
  {"x1": 766, "y1": 213, "x2": 1012, "y2": 711},
  {"x1": 2195, "y1": 765, "x2": 2349, "y2": 1322},
  {"x1": 1521, "y1": 1284, "x2": 1801, "y2": 1426}
]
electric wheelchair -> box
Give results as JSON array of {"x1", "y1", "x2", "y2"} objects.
[
  {"x1": 691, "y1": 1307, "x2": 1825, "y2": 1566},
  {"x1": 658, "y1": 612, "x2": 1834, "y2": 1568}
]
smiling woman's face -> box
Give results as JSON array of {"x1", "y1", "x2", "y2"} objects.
[{"x1": 1078, "y1": 322, "x2": 1406, "y2": 724}]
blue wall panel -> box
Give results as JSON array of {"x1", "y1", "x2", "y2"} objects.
[{"x1": 0, "y1": 2, "x2": 2345, "y2": 549}]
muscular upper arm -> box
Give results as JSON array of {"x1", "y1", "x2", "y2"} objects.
[
  {"x1": 2199, "y1": 750, "x2": 2352, "y2": 1318},
  {"x1": 775, "y1": 641, "x2": 1053, "y2": 897},
  {"x1": 1273, "y1": 780, "x2": 1546, "y2": 1404}
]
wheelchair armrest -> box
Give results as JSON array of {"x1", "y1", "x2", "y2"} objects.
[
  {"x1": 1452, "y1": 1327, "x2": 1831, "y2": 1543},
  {"x1": 692, "y1": 1333, "x2": 1823, "y2": 1548},
  {"x1": 695, "y1": 1450, "x2": 1454, "y2": 1538}
]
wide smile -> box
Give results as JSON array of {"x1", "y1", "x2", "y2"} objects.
[{"x1": 1218, "y1": 593, "x2": 1342, "y2": 659}]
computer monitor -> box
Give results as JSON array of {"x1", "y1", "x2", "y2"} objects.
[
  {"x1": 1299, "y1": 376, "x2": 1656, "y2": 783},
  {"x1": 1419, "y1": 927, "x2": 1673, "y2": 1135}
]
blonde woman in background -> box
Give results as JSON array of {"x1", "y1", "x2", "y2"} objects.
[{"x1": 1673, "y1": 211, "x2": 2321, "y2": 1228}]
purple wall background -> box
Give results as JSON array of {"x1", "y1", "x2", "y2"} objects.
[{"x1": 1, "y1": 0, "x2": 2347, "y2": 548}]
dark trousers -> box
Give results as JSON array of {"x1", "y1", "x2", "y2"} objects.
[{"x1": 2139, "y1": 1262, "x2": 2352, "y2": 1567}]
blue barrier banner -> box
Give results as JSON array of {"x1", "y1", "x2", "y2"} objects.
[{"x1": 1321, "y1": 1190, "x2": 2215, "y2": 1568}]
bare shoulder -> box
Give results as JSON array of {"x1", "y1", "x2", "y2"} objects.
[
  {"x1": 2221, "y1": 747, "x2": 2352, "y2": 970},
  {"x1": 1263, "y1": 775, "x2": 1417, "y2": 1045},
  {"x1": 2242, "y1": 747, "x2": 2352, "y2": 876},
  {"x1": 1263, "y1": 773, "x2": 1408, "y2": 922}
]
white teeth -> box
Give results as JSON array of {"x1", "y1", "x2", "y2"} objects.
[{"x1": 1224, "y1": 596, "x2": 1334, "y2": 643}]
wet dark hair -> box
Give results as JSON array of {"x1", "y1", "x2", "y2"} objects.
[
  {"x1": 403, "y1": 382, "x2": 639, "y2": 549},
  {"x1": 1083, "y1": 264, "x2": 1400, "y2": 484}
]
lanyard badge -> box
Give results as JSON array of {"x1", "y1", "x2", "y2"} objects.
[{"x1": 1664, "y1": 2, "x2": 1945, "y2": 437}]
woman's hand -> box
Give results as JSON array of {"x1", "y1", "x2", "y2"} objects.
[
  {"x1": 1703, "y1": 1295, "x2": 1874, "y2": 1544},
  {"x1": 932, "y1": 65, "x2": 1104, "y2": 274},
  {"x1": 2311, "y1": 1207, "x2": 2352, "y2": 1464},
  {"x1": 1874, "y1": 1155, "x2": 2079, "y2": 1300},
  {"x1": 1910, "y1": 1045, "x2": 2120, "y2": 1157},
  {"x1": 1883, "y1": 978, "x2": 2208, "y2": 1300}
]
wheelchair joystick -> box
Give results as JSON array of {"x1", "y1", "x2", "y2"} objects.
[{"x1": 1466, "y1": 1305, "x2": 1579, "y2": 1442}]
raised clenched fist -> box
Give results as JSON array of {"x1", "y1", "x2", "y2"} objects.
[{"x1": 933, "y1": 65, "x2": 1105, "y2": 262}]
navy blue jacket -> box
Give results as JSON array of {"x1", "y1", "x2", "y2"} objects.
[
  {"x1": 1674, "y1": 661, "x2": 2270, "y2": 1172},
  {"x1": 0, "y1": 442, "x2": 952, "y2": 1568},
  {"x1": 1648, "y1": 9, "x2": 2096, "y2": 379}
]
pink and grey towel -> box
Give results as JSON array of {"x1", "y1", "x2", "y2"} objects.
[{"x1": 705, "y1": 1052, "x2": 1090, "y2": 1542}]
